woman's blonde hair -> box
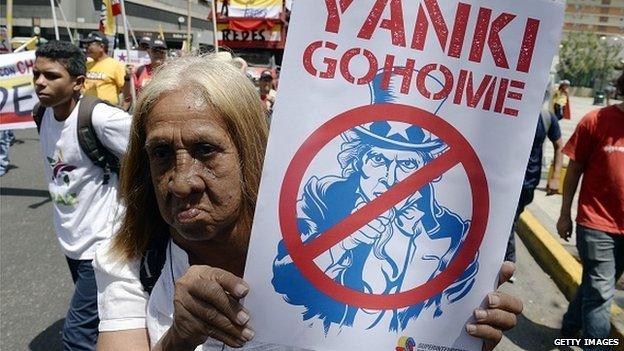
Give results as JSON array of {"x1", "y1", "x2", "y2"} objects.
[{"x1": 112, "y1": 54, "x2": 268, "y2": 260}]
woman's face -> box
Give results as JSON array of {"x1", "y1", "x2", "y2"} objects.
[{"x1": 145, "y1": 88, "x2": 243, "y2": 242}]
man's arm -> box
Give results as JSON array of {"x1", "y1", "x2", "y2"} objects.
[
  {"x1": 121, "y1": 79, "x2": 133, "y2": 111},
  {"x1": 546, "y1": 138, "x2": 564, "y2": 195},
  {"x1": 556, "y1": 159, "x2": 583, "y2": 241}
]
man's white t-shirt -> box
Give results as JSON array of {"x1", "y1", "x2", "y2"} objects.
[
  {"x1": 39, "y1": 100, "x2": 130, "y2": 260},
  {"x1": 94, "y1": 239, "x2": 306, "y2": 351}
]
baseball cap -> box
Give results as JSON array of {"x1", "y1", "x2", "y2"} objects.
[
  {"x1": 151, "y1": 39, "x2": 167, "y2": 50},
  {"x1": 80, "y1": 31, "x2": 109, "y2": 45},
  {"x1": 139, "y1": 36, "x2": 152, "y2": 47},
  {"x1": 560, "y1": 79, "x2": 570, "y2": 86},
  {"x1": 260, "y1": 70, "x2": 273, "y2": 81}
]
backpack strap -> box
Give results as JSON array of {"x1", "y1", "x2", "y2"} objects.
[
  {"x1": 32, "y1": 102, "x2": 46, "y2": 134},
  {"x1": 76, "y1": 95, "x2": 121, "y2": 185},
  {"x1": 139, "y1": 231, "x2": 170, "y2": 295}
]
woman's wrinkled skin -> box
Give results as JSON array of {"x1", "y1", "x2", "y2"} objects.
[{"x1": 145, "y1": 89, "x2": 243, "y2": 244}]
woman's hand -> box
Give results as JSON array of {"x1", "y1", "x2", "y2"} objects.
[
  {"x1": 465, "y1": 261, "x2": 523, "y2": 351},
  {"x1": 162, "y1": 265, "x2": 254, "y2": 350}
]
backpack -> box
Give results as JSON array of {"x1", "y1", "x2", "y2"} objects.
[
  {"x1": 32, "y1": 95, "x2": 120, "y2": 185},
  {"x1": 139, "y1": 230, "x2": 170, "y2": 294}
]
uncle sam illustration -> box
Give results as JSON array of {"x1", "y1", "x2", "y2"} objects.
[{"x1": 272, "y1": 72, "x2": 480, "y2": 333}]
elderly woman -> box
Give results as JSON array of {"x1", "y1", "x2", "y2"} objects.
[{"x1": 94, "y1": 55, "x2": 522, "y2": 351}]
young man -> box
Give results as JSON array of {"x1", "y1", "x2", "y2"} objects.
[
  {"x1": 81, "y1": 31, "x2": 127, "y2": 106},
  {"x1": 33, "y1": 41, "x2": 131, "y2": 351},
  {"x1": 557, "y1": 72, "x2": 624, "y2": 342}
]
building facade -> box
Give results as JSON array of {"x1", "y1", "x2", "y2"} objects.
[
  {"x1": 564, "y1": 0, "x2": 624, "y2": 36},
  {"x1": 1, "y1": 0, "x2": 215, "y2": 49}
]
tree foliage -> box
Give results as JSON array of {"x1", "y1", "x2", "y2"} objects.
[{"x1": 557, "y1": 32, "x2": 623, "y2": 88}]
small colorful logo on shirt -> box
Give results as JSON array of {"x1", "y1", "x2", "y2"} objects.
[
  {"x1": 86, "y1": 71, "x2": 107, "y2": 81},
  {"x1": 396, "y1": 336, "x2": 416, "y2": 351},
  {"x1": 47, "y1": 151, "x2": 78, "y2": 207}
]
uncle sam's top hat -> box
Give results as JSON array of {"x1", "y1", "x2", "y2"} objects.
[
  {"x1": 347, "y1": 71, "x2": 448, "y2": 155},
  {"x1": 345, "y1": 71, "x2": 448, "y2": 155}
]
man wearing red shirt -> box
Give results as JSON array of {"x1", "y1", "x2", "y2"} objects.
[
  {"x1": 557, "y1": 72, "x2": 624, "y2": 343},
  {"x1": 134, "y1": 39, "x2": 167, "y2": 93}
]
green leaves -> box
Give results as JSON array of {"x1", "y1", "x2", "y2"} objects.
[{"x1": 558, "y1": 33, "x2": 623, "y2": 89}]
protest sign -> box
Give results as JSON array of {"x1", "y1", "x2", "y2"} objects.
[
  {"x1": 0, "y1": 51, "x2": 37, "y2": 130},
  {"x1": 113, "y1": 49, "x2": 151, "y2": 68},
  {"x1": 244, "y1": 0, "x2": 565, "y2": 350}
]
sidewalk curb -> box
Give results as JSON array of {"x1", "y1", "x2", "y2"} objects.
[{"x1": 517, "y1": 210, "x2": 624, "y2": 347}]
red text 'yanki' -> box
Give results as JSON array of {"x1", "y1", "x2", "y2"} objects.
[{"x1": 302, "y1": 0, "x2": 542, "y2": 117}]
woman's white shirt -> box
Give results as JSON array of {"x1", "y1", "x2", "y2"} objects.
[
  {"x1": 93, "y1": 240, "x2": 149, "y2": 332},
  {"x1": 94, "y1": 239, "x2": 305, "y2": 351}
]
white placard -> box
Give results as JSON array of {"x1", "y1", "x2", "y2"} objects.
[
  {"x1": 244, "y1": 1, "x2": 564, "y2": 351},
  {"x1": 113, "y1": 49, "x2": 151, "y2": 68},
  {"x1": 0, "y1": 51, "x2": 37, "y2": 130}
]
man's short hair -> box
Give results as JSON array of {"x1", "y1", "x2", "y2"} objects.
[{"x1": 35, "y1": 41, "x2": 86, "y2": 77}]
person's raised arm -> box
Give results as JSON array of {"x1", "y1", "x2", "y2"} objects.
[{"x1": 557, "y1": 160, "x2": 584, "y2": 241}]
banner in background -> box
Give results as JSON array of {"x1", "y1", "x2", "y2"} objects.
[
  {"x1": 217, "y1": 23, "x2": 281, "y2": 43},
  {"x1": 0, "y1": 51, "x2": 37, "y2": 130},
  {"x1": 243, "y1": 1, "x2": 565, "y2": 350},
  {"x1": 100, "y1": 0, "x2": 120, "y2": 35},
  {"x1": 220, "y1": 0, "x2": 282, "y2": 19}
]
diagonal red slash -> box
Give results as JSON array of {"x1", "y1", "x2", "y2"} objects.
[
  {"x1": 278, "y1": 104, "x2": 489, "y2": 309},
  {"x1": 299, "y1": 147, "x2": 461, "y2": 261}
]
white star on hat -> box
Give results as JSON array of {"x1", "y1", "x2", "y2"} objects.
[{"x1": 386, "y1": 122, "x2": 410, "y2": 140}]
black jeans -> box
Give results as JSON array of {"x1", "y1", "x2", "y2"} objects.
[{"x1": 504, "y1": 187, "x2": 535, "y2": 263}]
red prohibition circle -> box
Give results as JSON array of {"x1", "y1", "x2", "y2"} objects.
[{"x1": 279, "y1": 103, "x2": 489, "y2": 310}]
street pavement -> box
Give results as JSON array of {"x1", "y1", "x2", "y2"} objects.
[
  {"x1": 0, "y1": 99, "x2": 616, "y2": 350},
  {"x1": 0, "y1": 128, "x2": 71, "y2": 351},
  {"x1": 497, "y1": 236, "x2": 581, "y2": 351}
]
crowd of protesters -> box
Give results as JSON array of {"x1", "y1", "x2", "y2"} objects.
[
  {"x1": 17, "y1": 35, "x2": 521, "y2": 351},
  {"x1": 1, "y1": 29, "x2": 622, "y2": 350}
]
